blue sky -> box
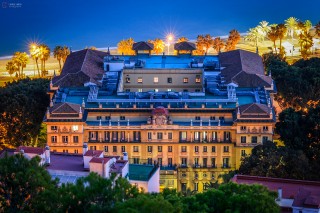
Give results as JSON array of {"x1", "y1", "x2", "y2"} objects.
[{"x1": 0, "y1": 0, "x2": 319, "y2": 56}]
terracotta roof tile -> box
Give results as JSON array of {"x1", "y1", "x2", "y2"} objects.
[
  {"x1": 84, "y1": 150, "x2": 103, "y2": 157},
  {"x1": 50, "y1": 102, "x2": 81, "y2": 114},
  {"x1": 89, "y1": 157, "x2": 111, "y2": 164},
  {"x1": 15, "y1": 146, "x2": 45, "y2": 155}
]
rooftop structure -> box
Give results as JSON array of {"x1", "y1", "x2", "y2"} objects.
[{"x1": 45, "y1": 44, "x2": 276, "y2": 192}]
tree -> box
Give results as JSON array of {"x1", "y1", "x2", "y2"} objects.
[
  {"x1": 0, "y1": 154, "x2": 58, "y2": 212},
  {"x1": 29, "y1": 44, "x2": 41, "y2": 77},
  {"x1": 267, "y1": 26, "x2": 279, "y2": 53},
  {"x1": 38, "y1": 44, "x2": 50, "y2": 76},
  {"x1": 149, "y1": 38, "x2": 165, "y2": 54},
  {"x1": 12, "y1": 52, "x2": 29, "y2": 78},
  {"x1": 304, "y1": 20, "x2": 312, "y2": 33},
  {"x1": 61, "y1": 46, "x2": 70, "y2": 64},
  {"x1": 0, "y1": 78, "x2": 50, "y2": 147},
  {"x1": 212, "y1": 37, "x2": 225, "y2": 53},
  {"x1": 257, "y1": 21, "x2": 271, "y2": 41},
  {"x1": 245, "y1": 27, "x2": 264, "y2": 49},
  {"x1": 117, "y1": 38, "x2": 135, "y2": 55},
  {"x1": 177, "y1": 37, "x2": 188, "y2": 43},
  {"x1": 225, "y1": 29, "x2": 240, "y2": 51},
  {"x1": 53, "y1": 46, "x2": 63, "y2": 72},
  {"x1": 5, "y1": 61, "x2": 18, "y2": 77},
  {"x1": 315, "y1": 22, "x2": 320, "y2": 37},
  {"x1": 276, "y1": 24, "x2": 287, "y2": 57},
  {"x1": 299, "y1": 32, "x2": 314, "y2": 59},
  {"x1": 285, "y1": 17, "x2": 298, "y2": 38},
  {"x1": 196, "y1": 34, "x2": 213, "y2": 55}
]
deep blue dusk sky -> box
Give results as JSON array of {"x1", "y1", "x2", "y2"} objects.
[{"x1": 0, "y1": 0, "x2": 319, "y2": 56}]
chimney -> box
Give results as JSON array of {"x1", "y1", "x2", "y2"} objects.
[
  {"x1": 45, "y1": 145, "x2": 50, "y2": 164},
  {"x1": 50, "y1": 99, "x2": 53, "y2": 107},
  {"x1": 277, "y1": 188, "x2": 282, "y2": 201},
  {"x1": 123, "y1": 152, "x2": 128, "y2": 161},
  {"x1": 83, "y1": 143, "x2": 88, "y2": 155}
]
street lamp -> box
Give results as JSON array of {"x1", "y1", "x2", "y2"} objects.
[{"x1": 166, "y1": 34, "x2": 174, "y2": 55}]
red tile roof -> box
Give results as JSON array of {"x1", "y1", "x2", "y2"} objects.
[
  {"x1": 15, "y1": 146, "x2": 45, "y2": 155},
  {"x1": 110, "y1": 160, "x2": 128, "y2": 173},
  {"x1": 220, "y1": 50, "x2": 272, "y2": 87},
  {"x1": 52, "y1": 49, "x2": 107, "y2": 87},
  {"x1": 232, "y1": 175, "x2": 320, "y2": 200},
  {"x1": 89, "y1": 157, "x2": 111, "y2": 164},
  {"x1": 84, "y1": 150, "x2": 103, "y2": 157},
  {"x1": 293, "y1": 187, "x2": 320, "y2": 208}
]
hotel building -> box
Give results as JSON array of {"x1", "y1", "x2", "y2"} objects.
[{"x1": 45, "y1": 41, "x2": 276, "y2": 192}]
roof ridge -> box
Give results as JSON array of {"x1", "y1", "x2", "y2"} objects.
[
  {"x1": 52, "y1": 102, "x2": 66, "y2": 113},
  {"x1": 80, "y1": 49, "x2": 90, "y2": 72}
]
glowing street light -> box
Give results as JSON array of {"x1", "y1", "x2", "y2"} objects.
[{"x1": 166, "y1": 33, "x2": 174, "y2": 55}]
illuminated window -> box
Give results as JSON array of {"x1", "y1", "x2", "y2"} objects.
[
  {"x1": 72, "y1": 125, "x2": 78, "y2": 131},
  {"x1": 137, "y1": 77, "x2": 143, "y2": 83},
  {"x1": 183, "y1": 78, "x2": 189, "y2": 83},
  {"x1": 147, "y1": 146, "x2": 153, "y2": 152},
  {"x1": 167, "y1": 88, "x2": 172, "y2": 92},
  {"x1": 51, "y1": 126, "x2": 57, "y2": 130},
  {"x1": 133, "y1": 146, "x2": 139, "y2": 152},
  {"x1": 154, "y1": 89, "x2": 159, "y2": 92},
  {"x1": 154, "y1": 77, "x2": 159, "y2": 83},
  {"x1": 196, "y1": 75, "x2": 201, "y2": 83},
  {"x1": 138, "y1": 88, "x2": 143, "y2": 92},
  {"x1": 73, "y1": 136, "x2": 78, "y2": 143}
]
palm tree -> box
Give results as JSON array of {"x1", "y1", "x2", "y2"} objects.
[
  {"x1": 177, "y1": 37, "x2": 188, "y2": 43},
  {"x1": 245, "y1": 27, "x2": 264, "y2": 49},
  {"x1": 117, "y1": 38, "x2": 135, "y2": 55},
  {"x1": 61, "y1": 46, "x2": 70, "y2": 64},
  {"x1": 276, "y1": 24, "x2": 287, "y2": 55},
  {"x1": 267, "y1": 26, "x2": 278, "y2": 53},
  {"x1": 258, "y1": 21, "x2": 271, "y2": 41},
  {"x1": 12, "y1": 52, "x2": 29, "y2": 78},
  {"x1": 39, "y1": 44, "x2": 50, "y2": 76},
  {"x1": 6, "y1": 61, "x2": 18, "y2": 78},
  {"x1": 304, "y1": 20, "x2": 312, "y2": 33},
  {"x1": 54, "y1": 46, "x2": 63, "y2": 72},
  {"x1": 225, "y1": 29, "x2": 241, "y2": 51},
  {"x1": 297, "y1": 21, "x2": 306, "y2": 35},
  {"x1": 196, "y1": 34, "x2": 213, "y2": 55},
  {"x1": 149, "y1": 38, "x2": 165, "y2": 54},
  {"x1": 29, "y1": 44, "x2": 41, "y2": 77},
  {"x1": 285, "y1": 17, "x2": 298, "y2": 39},
  {"x1": 212, "y1": 37, "x2": 225, "y2": 53},
  {"x1": 315, "y1": 22, "x2": 320, "y2": 37},
  {"x1": 299, "y1": 32, "x2": 313, "y2": 59}
]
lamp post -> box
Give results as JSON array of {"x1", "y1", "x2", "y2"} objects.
[{"x1": 166, "y1": 34, "x2": 174, "y2": 55}]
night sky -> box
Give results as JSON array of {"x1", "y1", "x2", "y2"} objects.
[{"x1": 0, "y1": 0, "x2": 319, "y2": 56}]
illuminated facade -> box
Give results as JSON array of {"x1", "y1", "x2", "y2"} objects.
[{"x1": 45, "y1": 42, "x2": 276, "y2": 192}]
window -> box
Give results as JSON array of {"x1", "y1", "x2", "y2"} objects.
[
  {"x1": 240, "y1": 126, "x2": 246, "y2": 131},
  {"x1": 241, "y1": 136, "x2": 246, "y2": 143},
  {"x1": 180, "y1": 131, "x2": 187, "y2": 141},
  {"x1": 181, "y1": 158, "x2": 187, "y2": 165},
  {"x1": 168, "y1": 146, "x2": 172, "y2": 152},
  {"x1": 105, "y1": 116, "x2": 111, "y2": 120},
  {"x1": 51, "y1": 126, "x2": 58, "y2": 131},
  {"x1": 74, "y1": 149, "x2": 78, "y2": 154},
  {"x1": 62, "y1": 136, "x2": 68, "y2": 143},
  {"x1": 168, "y1": 158, "x2": 173, "y2": 166},
  {"x1": 183, "y1": 77, "x2": 189, "y2": 83},
  {"x1": 223, "y1": 158, "x2": 230, "y2": 168},
  {"x1": 120, "y1": 116, "x2": 125, "y2": 120},
  {"x1": 194, "y1": 146, "x2": 199, "y2": 152},
  {"x1": 167, "y1": 77, "x2": 172, "y2": 83},
  {"x1": 158, "y1": 146, "x2": 162, "y2": 152},
  {"x1": 167, "y1": 89, "x2": 172, "y2": 92},
  {"x1": 133, "y1": 146, "x2": 139, "y2": 152},
  {"x1": 195, "y1": 116, "x2": 201, "y2": 120},
  {"x1": 73, "y1": 136, "x2": 79, "y2": 143},
  {"x1": 203, "y1": 158, "x2": 208, "y2": 167},
  {"x1": 133, "y1": 158, "x2": 139, "y2": 164},
  {"x1": 157, "y1": 132, "x2": 163, "y2": 140},
  {"x1": 223, "y1": 146, "x2": 229, "y2": 152},
  {"x1": 97, "y1": 116, "x2": 102, "y2": 120},
  {"x1": 90, "y1": 146, "x2": 96, "y2": 150},
  {"x1": 181, "y1": 146, "x2": 187, "y2": 152},
  {"x1": 147, "y1": 158, "x2": 152, "y2": 165},
  {"x1": 154, "y1": 77, "x2": 159, "y2": 83},
  {"x1": 251, "y1": 136, "x2": 258, "y2": 143},
  {"x1": 72, "y1": 125, "x2": 78, "y2": 131},
  {"x1": 263, "y1": 126, "x2": 269, "y2": 131},
  {"x1": 126, "y1": 77, "x2": 130, "y2": 83},
  {"x1": 224, "y1": 131, "x2": 231, "y2": 141},
  {"x1": 241, "y1": 150, "x2": 246, "y2": 157},
  {"x1": 211, "y1": 158, "x2": 216, "y2": 167},
  {"x1": 212, "y1": 131, "x2": 218, "y2": 141},
  {"x1": 125, "y1": 89, "x2": 130, "y2": 92},
  {"x1": 211, "y1": 146, "x2": 216, "y2": 152},
  {"x1": 194, "y1": 132, "x2": 200, "y2": 141},
  {"x1": 210, "y1": 116, "x2": 215, "y2": 120},
  {"x1": 113, "y1": 146, "x2": 117, "y2": 152},
  {"x1": 147, "y1": 146, "x2": 153, "y2": 153},
  {"x1": 104, "y1": 146, "x2": 108, "y2": 152},
  {"x1": 138, "y1": 88, "x2": 143, "y2": 92},
  {"x1": 137, "y1": 77, "x2": 143, "y2": 83},
  {"x1": 262, "y1": 136, "x2": 268, "y2": 143},
  {"x1": 121, "y1": 146, "x2": 126, "y2": 152},
  {"x1": 90, "y1": 131, "x2": 97, "y2": 140},
  {"x1": 168, "y1": 132, "x2": 173, "y2": 140},
  {"x1": 133, "y1": 131, "x2": 141, "y2": 141},
  {"x1": 194, "y1": 183, "x2": 198, "y2": 191},
  {"x1": 195, "y1": 89, "x2": 200, "y2": 92},
  {"x1": 148, "y1": 132, "x2": 152, "y2": 140},
  {"x1": 195, "y1": 75, "x2": 201, "y2": 83},
  {"x1": 181, "y1": 183, "x2": 187, "y2": 192},
  {"x1": 158, "y1": 158, "x2": 162, "y2": 166},
  {"x1": 194, "y1": 158, "x2": 199, "y2": 166},
  {"x1": 203, "y1": 146, "x2": 207, "y2": 152},
  {"x1": 51, "y1": 136, "x2": 57, "y2": 143}
]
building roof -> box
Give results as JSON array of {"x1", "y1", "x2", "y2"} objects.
[
  {"x1": 238, "y1": 103, "x2": 270, "y2": 115},
  {"x1": 219, "y1": 50, "x2": 272, "y2": 87},
  {"x1": 52, "y1": 49, "x2": 107, "y2": 87},
  {"x1": 110, "y1": 160, "x2": 128, "y2": 173},
  {"x1": 89, "y1": 157, "x2": 112, "y2": 164},
  {"x1": 132, "y1": 41, "x2": 154, "y2": 51},
  {"x1": 129, "y1": 164, "x2": 157, "y2": 181},
  {"x1": 15, "y1": 146, "x2": 45, "y2": 155},
  {"x1": 84, "y1": 150, "x2": 103, "y2": 157},
  {"x1": 47, "y1": 153, "x2": 86, "y2": 172},
  {"x1": 293, "y1": 187, "x2": 320, "y2": 208},
  {"x1": 50, "y1": 102, "x2": 82, "y2": 114},
  {"x1": 232, "y1": 175, "x2": 320, "y2": 200},
  {"x1": 174, "y1": 42, "x2": 196, "y2": 51}
]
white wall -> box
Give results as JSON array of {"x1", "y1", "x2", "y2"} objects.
[{"x1": 147, "y1": 167, "x2": 160, "y2": 193}]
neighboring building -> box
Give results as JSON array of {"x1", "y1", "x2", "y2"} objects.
[
  {"x1": 232, "y1": 175, "x2": 320, "y2": 213},
  {"x1": 44, "y1": 44, "x2": 276, "y2": 192},
  {"x1": 14, "y1": 146, "x2": 50, "y2": 166}
]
